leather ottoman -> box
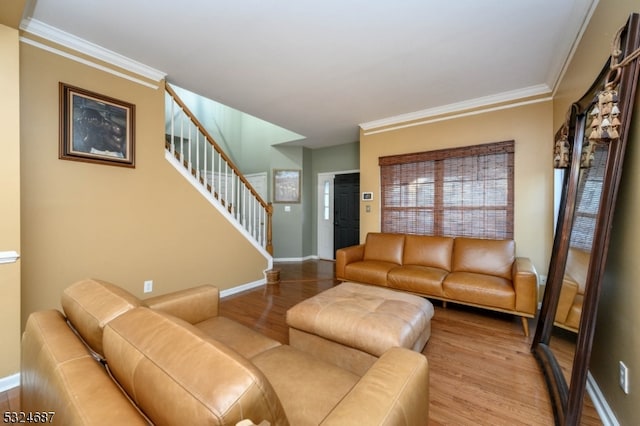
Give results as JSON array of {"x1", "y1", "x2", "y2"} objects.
[{"x1": 286, "y1": 281, "x2": 434, "y2": 375}]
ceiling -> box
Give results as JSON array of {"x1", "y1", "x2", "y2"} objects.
[{"x1": 21, "y1": 0, "x2": 597, "y2": 149}]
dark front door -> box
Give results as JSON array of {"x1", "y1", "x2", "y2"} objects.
[{"x1": 334, "y1": 173, "x2": 360, "y2": 254}]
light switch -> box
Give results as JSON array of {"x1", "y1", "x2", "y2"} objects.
[{"x1": 284, "y1": 205, "x2": 291, "y2": 212}]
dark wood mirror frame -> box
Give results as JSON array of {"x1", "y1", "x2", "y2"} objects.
[{"x1": 532, "y1": 13, "x2": 640, "y2": 426}]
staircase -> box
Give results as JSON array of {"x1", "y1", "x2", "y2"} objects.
[{"x1": 164, "y1": 83, "x2": 273, "y2": 258}]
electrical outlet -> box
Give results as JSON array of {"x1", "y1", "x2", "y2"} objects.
[
  {"x1": 143, "y1": 280, "x2": 153, "y2": 293},
  {"x1": 619, "y1": 361, "x2": 629, "y2": 394}
]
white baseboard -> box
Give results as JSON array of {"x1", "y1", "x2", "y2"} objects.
[
  {"x1": 587, "y1": 371, "x2": 619, "y2": 426},
  {"x1": 0, "y1": 373, "x2": 19, "y2": 392},
  {"x1": 220, "y1": 278, "x2": 265, "y2": 298},
  {"x1": 273, "y1": 255, "x2": 318, "y2": 262}
]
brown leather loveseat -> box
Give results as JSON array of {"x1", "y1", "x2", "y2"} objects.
[
  {"x1": 336, "y1": 233, "x2": 538, "y2": 336},
  {"x1": 21, "y1": 279, "x2": 430, "y2": 425}
]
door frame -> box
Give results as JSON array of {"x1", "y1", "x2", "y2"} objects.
[{"x1": 317, "y1": 169, "x2": 359, "y2": 260}]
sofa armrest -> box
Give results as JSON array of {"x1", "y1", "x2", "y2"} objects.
[
  {"x1": 143, "y1": 285, "x2": 219, "y2": 324},
  {"x1": 512, "y1": 257, "x2": 538, "y2": 315},
  {"x1": 555, "y1": 278, "x2": 579, "y2": 324},
  {"x1": 335, "y1": 244, "x2": 365, "y2": 280},
  {"x1": 320, "y1": 347, "x2": 429, "y2": 425}
]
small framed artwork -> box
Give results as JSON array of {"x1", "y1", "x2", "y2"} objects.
[
  {"x1": 362, "y1": 192, "x2": 374, "y2": 201},
  {"x1": 273, "y1": 169, "x2": 301, "y2": 203},
  {"x1": 59, "y1": 83, "x2": 135, "y2": 168}
]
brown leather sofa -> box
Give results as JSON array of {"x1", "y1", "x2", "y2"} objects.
[
  {"x1": 554, "y1": 247, "x2": 588, "y2": 332},
  {"x1": 336, "y1": 233, "x2": 538, "y2": 336},
  {"x1": 21, "y1": 279, "x2": 429, "y2": 425}
]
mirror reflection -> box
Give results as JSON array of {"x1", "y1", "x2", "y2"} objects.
[
  {"x1": 549, "y1": 143, "x2": 607, "y2": 383},
  {"x1": 555, "y1": 144, "x2": 607, "y2": 332}
]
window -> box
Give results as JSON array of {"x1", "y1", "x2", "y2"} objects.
[
  {"x1": 379, "y1": 140, "x2": 514, "y2": 239},
  {"x1": 323, "y1": 179, "x2": 331, "y2": 221},
  {"x1": 569, "y1": 143, "x2": 607, "y2": 251}
]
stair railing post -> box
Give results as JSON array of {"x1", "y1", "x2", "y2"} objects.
[{"x1": 266, "y1": 203, "x2": 273, "y2": 255}]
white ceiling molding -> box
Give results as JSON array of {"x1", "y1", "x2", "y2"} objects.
[
  {"x1": 20, "y1": 17, "x2": 166, "y2": 83},
  {"x1": 361, "y1": 95, "x2": 553, "y2": 137},
  {"x1": 360, "y1": 84, "x2": 551, "y2": 133},
  {"x1": 20, "y1": 36, "x2": 161, "y2": 90},
  {"x1": 549, "y1": 0, "x2": 600, "y2": 96}
]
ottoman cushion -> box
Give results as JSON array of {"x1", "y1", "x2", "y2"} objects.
[{"x1": 286, "y1": 282, "x2": 434, "y2": 357}]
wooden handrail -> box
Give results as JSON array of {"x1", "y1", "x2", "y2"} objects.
[
  {"x1": 165, "y1": 82, "x2": 273, "y2": 255},
  {"x1": 165, "y1": 83, "x2": 270, "y2": 209}
]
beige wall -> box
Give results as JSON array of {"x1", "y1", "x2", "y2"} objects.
[
  {"x1": 19, "y1": 41, "x2": 269, "y2": 329},
  {"x1": 359, "y1": 100, "x2": 554, "y2": 273},
  {"x1": 0, "y1": 24, "x2": 22, "y2": 379},
  {"x1": 554, "y1": 2, "x2": 640, "y2": 424}
]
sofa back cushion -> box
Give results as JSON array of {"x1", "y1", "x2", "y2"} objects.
[
  {"x1": 21, "y1": 310, "x2": 149, "y2": 425},
  {"x1": 363, "y1": 233, "x2": 405, "y2": 265},
  {"x1": 402, "y1": 235, "x2": 454, "y2": 271},
  {"x1": 61, "y1": 279, "x2": 140, "y2": 358},
  {"x1": 566, "y1": 247, "x2": 590, "y2": 294},
  {"x1": 103, "y1": 307, "x2": 289, "y2": 426},
  {"x1": 451, "y1": 238, "x2": 515, "y2": 280}
]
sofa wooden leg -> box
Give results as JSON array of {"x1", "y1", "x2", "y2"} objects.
[
  {"x1": 521, "y1": 316, "x2": 529, "y2": 337},
  {"x1": 442, "y1": 301, "x2": 447, "y2": 309}
]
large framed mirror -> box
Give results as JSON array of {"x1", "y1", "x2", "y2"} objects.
[{"x1": 532, "y1": 13, "x2": 640, "y2": 426}]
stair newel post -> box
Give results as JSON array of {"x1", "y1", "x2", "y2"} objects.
[{"x1": 266, "y1": 202, "x2": 273, "y2": 255}]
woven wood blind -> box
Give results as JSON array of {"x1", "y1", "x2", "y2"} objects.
[
  {"x1": 379, "y1": 140, "x2": 514, "y2": 239},
  {"x1": 569, "y1": 143, "x2": 607, "y2": 251}
]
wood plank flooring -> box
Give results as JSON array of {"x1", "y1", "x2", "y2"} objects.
[
  {"x1": 220, "y1": 260, "x2": 603, "y2": 426},
  {"x1": 0, "y1": 386, "x2": 19, "y2": 415},
  {"x1": 2, "y1": 259, "x2": 602, "y2": 425}
]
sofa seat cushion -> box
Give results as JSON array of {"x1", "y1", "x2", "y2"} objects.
[
  {"x1": 443, "y1": 271, "x2": 515, "y2": 310},
  {"x1": 194, "y1": 316, "x2": 281, "y2": 359},
  {"x1": 252, "y1": 345, "x2": 359, "y2": 426},
  {"x1": 344, "y1": 261, "x2": 396, "y2": 286},
  {"x1": 103, "y1": 307, "x2": 288, "y2": 426},
  {"x1": 387, "y1": 265, "x2": 447, "y2": 296}
]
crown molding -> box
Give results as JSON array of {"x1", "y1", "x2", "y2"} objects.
[
  {"x1": 549, "y1": 0, "x2": 600, "y2": 96},
  {"x1": 20, "y1": 36, "x2": 161, "y2": 89},
  {"x1": 20, "y1": 17, "x2": 166, "y2": 83},
  {"x1": 360, "y1": 84, "x2": 551, "y2": 133}
]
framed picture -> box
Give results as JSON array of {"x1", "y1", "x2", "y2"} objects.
[
  {"x1": 59, "y1": 83, "x2": 135, "y2": 168},
  {"x1": 273, "y1": 169, "x2": 301, "y2": 203}
]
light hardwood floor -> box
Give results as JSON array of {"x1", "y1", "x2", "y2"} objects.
[
  {"x1": 220, "y1": 260, "x2": 602, "y2": 426},
  {"x1": 3, "y1": 259, "x2": 601, "y2": 425},
  {"x1": 0, "y1": 386, "x2": 19, "y2": 416}
]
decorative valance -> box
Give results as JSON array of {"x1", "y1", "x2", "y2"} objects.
[{"x1": 554, "y1": 23, "x2": 640, "y2": 169}]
